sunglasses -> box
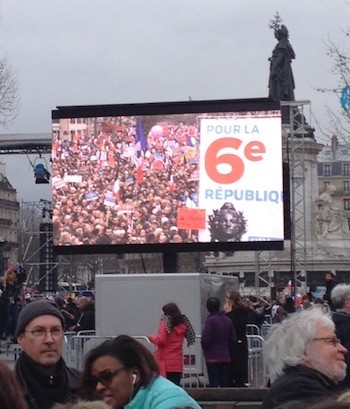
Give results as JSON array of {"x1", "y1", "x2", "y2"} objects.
[{"x1": 92, "y1": 366, "x2": 126, "y2": 386}]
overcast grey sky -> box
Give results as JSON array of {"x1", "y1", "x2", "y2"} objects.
[{"x1": 0, "y1": 0, "x2": 349, "y2": 201}]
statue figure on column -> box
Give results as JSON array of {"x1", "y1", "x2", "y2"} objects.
[
  {"x1": 315, "y1": 184, "x2": 350, "y2": 239},
  {"x1": 268, "y1": 24, "x2": 296, "y2": 101}
]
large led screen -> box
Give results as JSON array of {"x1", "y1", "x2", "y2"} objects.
[{"x1": 51, "y1": 98, "x2": 285, "y2": 254}]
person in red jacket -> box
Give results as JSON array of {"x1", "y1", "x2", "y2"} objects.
[{"x1": 149, "y1": 303, "x2": 196, "y2": 386}]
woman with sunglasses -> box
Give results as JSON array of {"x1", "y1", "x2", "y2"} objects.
[{"x1": 79, "y1": 335, "x2": 201, "y2": 409}]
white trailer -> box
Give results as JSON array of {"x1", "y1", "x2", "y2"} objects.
[
  {"x1": 95, "y1": 273, "x2": 238, "y2": 337},
  {"x1": 94, "y1": 273, "x2": 238, "y2": 381}
]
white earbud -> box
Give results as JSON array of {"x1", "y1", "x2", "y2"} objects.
[{"x1": 132, "y1": 374, "x2": 137, "y2": 385}]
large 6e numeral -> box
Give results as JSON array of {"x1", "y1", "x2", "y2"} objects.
[{"x1": 205, "y1": 137, "x2": 266, "y2": 184}]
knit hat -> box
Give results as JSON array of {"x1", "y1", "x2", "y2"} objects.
[{"x1": 15, "y1": 300, "x2": 65, "y2": 338}]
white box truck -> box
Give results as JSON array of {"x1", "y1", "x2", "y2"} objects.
[
  {"x1": 95, "y1": 273, "x2": 238, "y2": 337},
  {"x1": 94, "y1": 273, "x2": 238, "y2": 381}
]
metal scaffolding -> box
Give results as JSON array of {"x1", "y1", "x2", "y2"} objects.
[
  {"x1": 0, "y1": 134, "x2": 65, "y2": 290},
  {"x1": 255, "y1": 100, "x2": 311, "y2": 298},
  {"x1": 285, "y1": 101, "x2": 310, "y2": 295}
]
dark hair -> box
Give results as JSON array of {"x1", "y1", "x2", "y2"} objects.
[
  {"x1": 80, "y1": 335, "x2": 159, "y2": 400},
  {"x1": 206, "y1": 297, "x2": 220, "y2": 313},
  {"x1": 162, "y1": 302, "x2": 184, "y2": 326},
  {"x1": 0, "y1": 360, "x2": 28, "y2": 409},
  {"x1": 284, "y1": 297, "x2": 295, "y2": 314},
  {"x1": 55, "y1": 296, "x2": 65, "y2": 308}
]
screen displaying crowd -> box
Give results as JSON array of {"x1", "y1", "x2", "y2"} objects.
[
  {"x1": 52, "y1": 114, "x2": 203, "y2": 247},
  {"x1": 52, "y1": 104, "x2": 283, "y2": 251}
]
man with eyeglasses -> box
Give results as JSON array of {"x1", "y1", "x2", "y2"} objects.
[
  {"x1": 262, "y1": 308, "x2": 347, "y2": 409},
  {"x1": 14, "y1": 300, "x2": 81, "y2": 409}
]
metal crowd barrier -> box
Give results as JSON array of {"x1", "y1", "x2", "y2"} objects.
[
  {"x1": 3, "y1": 327, "x2": 270, "y2": 389},
  {"x1": 5, "y1": 342, "x2": 22, "y2": 360},
  {"x1": 62, "y1": 332, "x2": 207, "y2": 387},
  {"x1": 63, "y1": 333, "x2": 153, "y2": 370},
  {"x1": 61, "y1": 329, "x2": 269, "y2": 389},
  {"x1": 246, "y1": 322, "x2": 271, "y2": 339},
  {"x1": 260, "y1": 323, "x2": 272, "y2": 339},
  {"x1": 181, "y1": 335, "x2": 208, "y2": 388},
  {"x1": 246, "y1": 324, "x2": 261, "y2": 336},
  {"x1": 247, "y1": 334, "x2": 268, "y2": 388},
  {"x1": 63, "y1": 332, "x2": 108, "y2": 370}
]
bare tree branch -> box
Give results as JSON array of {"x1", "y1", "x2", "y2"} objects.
[
  {"x1": 0, "y1": 55, "x2": 19, "y2": 127},
  {"x1": 317, "y1": 34, "x2": 350, "y2": 143}
]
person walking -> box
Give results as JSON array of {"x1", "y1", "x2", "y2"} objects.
[
  {"x1": 324, "y1": 272, "x2": 338, "y2": 311},
  {"x1": 72, "y1": 297, "x2": 95, "y2": 332},
  {"x1": 0, "y1": 266, "x2": 22, "y2": 342},
  {"x1": 149, "y1": 302, "x2": 196, "y2": 386},
  {"x1": 271, "y1": 294, "x2": 288, "y2": 323},
  {"x1": 224, "y1": 289, "x2": 259, "y2": 387},
  {"x1": 201, "y1": 297, "x2": 236, "y2": 387}
]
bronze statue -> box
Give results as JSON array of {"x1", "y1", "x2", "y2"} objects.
[
  {"x1": 268, "y1": 24, "x2": 296, "y2": 101},
  {"x1": 208, "y1": 202, "x2": 247, "y2": 242}
]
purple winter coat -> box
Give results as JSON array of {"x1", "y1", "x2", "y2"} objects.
[{"x1": 201, "y1": 311, "x2": 237, "y2": 362}]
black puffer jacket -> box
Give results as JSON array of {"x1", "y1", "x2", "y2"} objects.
[{"x1": 263, "y1": 365, "x2": 339, "y2": 409}]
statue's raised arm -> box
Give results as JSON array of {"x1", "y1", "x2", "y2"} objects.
[{"x1": 268, "y1": 24, "x2": 296, "y2": 101}]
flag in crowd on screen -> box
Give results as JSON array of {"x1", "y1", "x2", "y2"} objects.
[
  {"x1": 135, "y1": 117, "x2": 147, "y2": 184},
  {"x1": 136, "y1": 117, "x2": 147, "y2": 151},
  {"x1": 113, "y1": 179, "x2": 120, "y2": 200},
  {"x1": 169, "y1": 172, "x2": 175, "y2": 192},
  {"x1": 85, "y1": 191, "x2": 99, "y2": 201}
]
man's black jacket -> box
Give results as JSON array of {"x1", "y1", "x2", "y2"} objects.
[{"x1": 263, "y1": 364, "x2": 339, "y2": 409}]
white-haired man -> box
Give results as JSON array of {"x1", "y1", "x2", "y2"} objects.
[{"x1": 263, "y1": 308, "x2": 347, "y2": 409}]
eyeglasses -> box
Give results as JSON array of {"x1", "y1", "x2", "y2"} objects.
[
  {"x1": 314, "y1": 337, "x2": 341, "y2": 347},
  {"x1": 92, "y1": 367, "x2": 126, "y2": 387},
  {"x1": 25, "y1": 328, "x2": 64, "y2": 340}
]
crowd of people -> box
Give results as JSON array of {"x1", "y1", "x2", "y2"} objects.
[
  {"x1": 3, "y1": 273, "x2": 350, "y2": 408},
  {"x1": 0, "y1": 300, "x2": 201, "y2": 409},
  {"x1": 0, "y1": 265, "x2": 96, "y2": 345},
  {"x1": 260, "y1": 273, "x2": 350, "y2": 409},
  {"x1": 52, "y1": 116, "x2": 202, "y2": 247}
]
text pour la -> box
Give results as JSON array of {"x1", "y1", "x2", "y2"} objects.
[{"x1": 206, "y1": 124, "x2": 259, "y2": 134}]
